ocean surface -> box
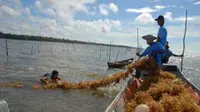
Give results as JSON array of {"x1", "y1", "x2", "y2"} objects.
[{"x1": 0, "y1": 39, "x2": 199, "y2": 112}]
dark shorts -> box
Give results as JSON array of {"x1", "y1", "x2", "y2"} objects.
[{"x1": 162, "y1": 58, "x2": 168, "y2": 64}]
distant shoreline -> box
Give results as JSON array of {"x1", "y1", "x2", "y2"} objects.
[{"x1": 0, "y1": 32, "x2": 136, "y2": 49}]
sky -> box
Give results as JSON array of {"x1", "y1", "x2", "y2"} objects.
[{"x1": 0, "y1": 0, "x2": 200, "y2": 55}]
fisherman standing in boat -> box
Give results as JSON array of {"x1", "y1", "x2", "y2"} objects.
[{"x1": 155, "y1": 15, "x2": 168, "y2": 47}]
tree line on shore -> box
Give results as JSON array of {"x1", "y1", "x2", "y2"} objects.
[{"x1": 0, "y1": 31, "x2": 134, "y2": 48}]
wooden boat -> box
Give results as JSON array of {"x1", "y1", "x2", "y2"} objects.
[
  {"x1": 105, "y1": 64, "x2": 200, "y2": 112},
  {"x1": 107, "y1": 58, "x2": 134, "y2": 68}
]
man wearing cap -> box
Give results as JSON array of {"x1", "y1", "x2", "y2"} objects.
[{"x1": 155, "y1": 15, "x2": 168, "y2": 47}]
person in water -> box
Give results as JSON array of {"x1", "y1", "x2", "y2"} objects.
[
  {"x1": 40, "y1": 70, "x2": 61, "y2": 84},
  {"x1": 135, "y1": 35, "x2": 165, "y2": 78},
  {"x1": 155, "y1": 15, "x2": 168, "y2": 47},
  {"x1": 162, "y1": 41, "x2": 183, "y2": 64}
]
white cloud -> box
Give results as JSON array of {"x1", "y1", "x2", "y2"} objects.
[
  {"x1": 164, "y1": 12, "x2": 173, "y2": 20},
  {"x1": 135, "y1": 13, "x2": 154, "y2": 24},
  {"x1": 101, "y1": 25, "x2": 110, "y2": 33},
  {"x1": 42, "y1": 8, "x2": 56, "y2": 16},
  {"x1": 99, "y1": 3, "x2": 119, "y2": 16},
  {"x1": 175, "y1": 16, "x2": 196, "y2": 21},
  {"x1": 38, "y1": 0, "x2": 96, "y2": 24},
  {"x1": 108, "y1": 3, "x2": 119, "y2": 13},
  {"x1": 72, "y1": 19, "x2": 121, "y2": 33},
  {"x1": 23, "y1": 7, "x2": 31, "y2": 16},
  {"x1": 35, "y1": 0, "x2": 42, "y2": 10},
  {"x1": 194, "y1": 1, "x2": 200, "y2": 4},
  {"x1": 125, "y1": 7, "x2": 156, "y2": 13},
  {"x1": 154, "y1": 5, "x2": 166, "y2": 9},
  {"x1": 0, "y1": 5, "x2": 21, "y2": 17},
  {"x1": 167, "y1": 24, "x2": 200, "y2": 38},
  {"x1": 99, "y1": 4, "x2": 109, "y2": 16}
]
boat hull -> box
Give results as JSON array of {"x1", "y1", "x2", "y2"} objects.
[{"x1": 107, "y1": 58, "x2": 133, "y2": 68}]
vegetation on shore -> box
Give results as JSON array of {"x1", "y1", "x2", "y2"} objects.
[{"x1": 0, "y1": 31, "x2": 134, "y2": 48}]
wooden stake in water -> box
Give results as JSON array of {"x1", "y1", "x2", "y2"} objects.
[
  {"x1": 109, "y1": 41, "x2": 111, "y2": 62},
  {"x1": 62, "y1": 43, "x2": 64, "y2": 52},
  {"x1": 5, "y1": 36, "x2": 8, "y2": 56},
  {"x1": 115, "y1": 49, "x2": 120, "y2": 62},
  {"x1": 31, "y1": 42, "x2": 33, "y2": 55},
  {"x1": 38, "y1": 45, "x2": 40, "y2": 53},
  {"x1": 51, "y1": 47, "x2": 52, "y2": 53},
  {"x1": 136, "y1": 28, "x2": 139, "y2": 53},
  {"x1": 99, "y1": 46, "x2": 101, "y2": 59},
  {"x1": 66, "y1": 43, "x2": 69, "y2": 52},
  {"x1": 181, "y1": 10, "x2": 188, "y2": 71}
]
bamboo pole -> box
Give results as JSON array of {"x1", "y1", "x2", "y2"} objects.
[
  {"x1": 181, "y1": 10, "x2": 188, "y2": 71},
  {"x1": 5, "y1": 36, "x2": 8, "y2": 56},
  {"x1": 99, "y1": 46, "x2": 101, "y2": 59},
  {"x1": 66, "y1": 43, "x2": 69, "y2": 52},
  {"x1": 38, "y1": 45, "x2": 40, "y2": 53},
  {"x1": 31, "y1": 42, "x2": 33, "y2": 55},
  {"x1": 62, "y1": 43, "x2": 64, "y2": 52},
  {"x1": 115, "y1": 49, "x2": 120, "y2": 62},
  {"x1": 109, "y1": 41, "x2": 111, "y2": 62},
  {"x1": 137, "y1": 28, "x2": 139, "y2": 53}
]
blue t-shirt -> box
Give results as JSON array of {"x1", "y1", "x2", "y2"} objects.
[
  {"x1": 157, "y1": 26, "x2": 167, "y2": 47},
  {"x1": 141, "y1": 42, "x2": 165, "y2": 66}
]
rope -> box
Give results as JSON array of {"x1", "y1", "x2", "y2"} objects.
[{"x1": 181, "y1": 10, "x2": 188, "y2": 71}]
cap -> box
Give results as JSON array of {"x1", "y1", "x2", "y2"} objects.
[{"x1": 155, "y1": 15, "x2": 164, "y2": 21}]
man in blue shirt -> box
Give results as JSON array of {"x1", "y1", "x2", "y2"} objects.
[
  {"x1": 136, "y1": 35, "x2": 165, "y2": 66},
  {"x1": 155, "y1": 15, "x2": 168, "y2": 47},
  {"x1": 135, "y1": 35, "x2": 165, "y2": 78}
]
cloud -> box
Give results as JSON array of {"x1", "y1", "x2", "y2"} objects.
[
  {"x1": 174, "y1": 17, "x2": 198, "y2": 22},
  {"x1": 101, "y1": 25, "x2": 110, "y2": 33},
  {"x1": 99, "y1": 4, "x2": 109, "y2": 16},
  {"x1": 135, "y1": 12, "x2": 154, "y2": 24},
  {"x1": 72, "y1": 19, "x2": 121, "y2": 33},
  {"x1": 0, "y1": 5, "x2": 21, "y2": 17},
  {"x1": 154, "y1": 5, "x2": 166, "y2": 10},
  {"x1": 164, "y1": 12, "x2": 173, "y2": 20},
  {"x1": 194, "y1": 1, "x2": 200, "y2": 4},
  {"x1": 99, "y1": 3, "x2": 119, "y2": 16},
  {"x1": 35, "y1": 0, "x2": 42, "y2": 10},
  {"x1": 42, "y1": 8, "x2": 56, "y2": 16},
  {"x1": 23, "y1": 7, "x2": 31, "y2": 16},
  {"x1": 108, "y1": 3, "x2": 119, "y2": 13},
  {"x1": 125, "y1": 7, "x2": 156, "y2": 13},
  {"x1": 39, "y1": 0, "x2": 96, "y2": 23}
]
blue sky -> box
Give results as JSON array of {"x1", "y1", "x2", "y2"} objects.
[{"x1": 0, "y1": 0, "x2": 200, "y2": 55}]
